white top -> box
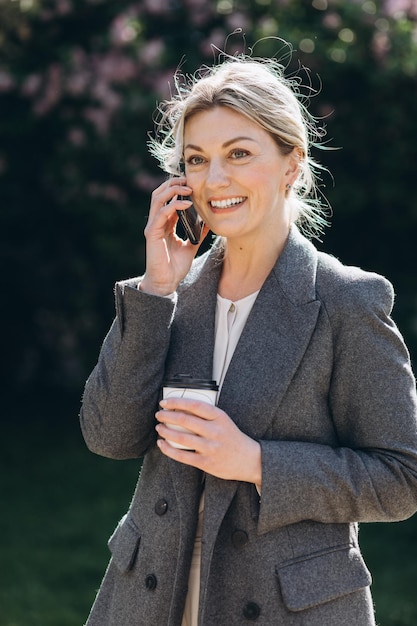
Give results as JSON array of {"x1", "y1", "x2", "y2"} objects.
[
  {"x1": 181, "y1": 290, "x2": 259, "y2": 626},
  {"x1": 213, "y1": 291, "x2": 259, "y2": 392}
]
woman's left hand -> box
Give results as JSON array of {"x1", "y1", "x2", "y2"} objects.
[{"x1": 155, "y1": 397, "x2": 262, "y2": 486}]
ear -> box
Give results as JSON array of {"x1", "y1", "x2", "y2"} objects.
[{"x1": 285, "y1": 147, "x2": 302, "y2": 187}]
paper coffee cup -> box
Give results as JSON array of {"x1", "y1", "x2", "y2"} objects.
[{"x1": 162, "y1": 375, "x2": 218, "y2": 450}]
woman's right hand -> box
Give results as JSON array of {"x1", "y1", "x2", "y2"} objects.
[{"x1": 140, "y1": 177, "x2": 209, "y2": 297}]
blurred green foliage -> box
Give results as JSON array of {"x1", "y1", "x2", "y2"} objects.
[{"x1": 1, "y1": 0, "x2": 417, "y2": 406}]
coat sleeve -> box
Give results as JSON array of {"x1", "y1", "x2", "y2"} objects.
[
  {"x1": 79, "y1": 279, "x2": 176, "y2": 459},
  {"x1": 257, "y1": 273, "x2": 417, "y2": 534}
]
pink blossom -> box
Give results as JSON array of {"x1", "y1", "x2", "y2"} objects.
[
  {"x1": 92, "y1": 52, "x2": 137, "y2": 83},
  {"x1": 151, "y1": 68, "x2": 178, "y2": 99},
  {"x1": 317, "y1": 103, "x2": 335, "y2": 120},
  {"x1": 102, "y1": 185, "x2": 127, "y2": 203},
  {"x1": 323, "y1": 12, "x2": 342, "y2": 29},
  {"x1": 183, "y1": 0, "x2": 212, "y2": 9},
  {"x1": 134, "y1": 170, "x2": 165, "y2": 192},
  {"x1": 84, "y1": 107, "x2": 112, "y2": 135},
  {"x1": 143, "y1": 0, "x2": 169, "y2": 15},
  {"x1": 139, "y1": 39, "x2": 165, "y2": 65},
  {"x1": 71, "y1": 47, "x2": 88, "y2": 67},
  {"x1": 21, "y1": 73, "x2": 43, "y2": 97},
  {"x1": 111, "y1": 14, "x2": 139, "y2": 46},
  {"x1": 33, "y1": 63, "x2": 62, "y2": 116},
  {"x1": 384, "y1": 0, "x2": 417, "y2": 18},
  {"x1": 183, "y1": 0, "x2": 214, "y2": 26},
  {"x1": 199, "y1": 28, "x2": 229, "y2": 57},
  {"x1": 372, "y1": 31, "x2": 391, "y2": 60},
  {"x1": 87, "y1": 181, "x2": 127, "y2": 202},
  {"x1": 226, "y1": 12, "x2": 251, "y2": 33},
  {"x1": 66, "y1": 71, "x2": 91, "y2": 96},
  {"x1": 0, "y1": 71, "x2": 15, "y2": 92},
  {"x1": 67, "y1": 127, "x2": 86, "y2": 147},
  {"x1": 66, "y1": 48, "x2": 91, "y2": 95},
  {"x1": 39, "y1": 9, "x2": 55, "y2": 21},
  {"x1": 39, "y1": 0, "x2": 73, "y2": 20},
  {"x1": 91, "y1": 80, "x2": 121, "y2": 112},
  {"x1": 56, "y1": 0, "x2": 73, "y2": 15}
]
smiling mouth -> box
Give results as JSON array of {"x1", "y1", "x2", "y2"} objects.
[{"x1": 209, "y1": 196, "x2": 246, "y2": 209}]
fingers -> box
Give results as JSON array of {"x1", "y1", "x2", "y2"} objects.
[
  {"x1": 155, "y1": 412, "x2": 217, "y2": 466},
  {"x1": 155, "y1": 407, "x2": 217, "y2": 443},
  {"x1": 159, "y1": 397, "x2": 217, "y2": 419},
  {"x1": 155, "y1": 408, "x2": 206, "y2": 458},
  {"x1": 150, "y1": 177, "x2": 192, "y2": 217},
  {"x1": 155, "y1": 406, "x2": 262, "y2": 485},
  {"x1": 156, "y1": 426, "x2": 200, "y2": 453},
  {"x1": 155, "y1": 399, "x2": 222, "y2": 451},
  {"x1": 144, "y1": 178, "x2": 193, "y2": 244},
  {"x1": 156, "y1": 437, "x2": 200, "y2": 464},
  {"x1": 141, "y1": 178, "x2": 201, "y2": 295}
]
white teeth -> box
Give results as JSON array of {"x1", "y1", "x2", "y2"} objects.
[{"x1": 210, "y1": 197, "x2": 245, "y2": 208}]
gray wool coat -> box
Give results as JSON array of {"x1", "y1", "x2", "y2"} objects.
[{"x1": 80, "y1": 225, "x2": 417, "y2": 626}]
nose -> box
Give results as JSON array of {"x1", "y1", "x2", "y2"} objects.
[{"x1": 206, "y1": 159, "x2": 230, "y2": 189}]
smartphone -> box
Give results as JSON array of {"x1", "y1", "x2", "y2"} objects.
[{"x1": 177, "y1": 197, "x2": 204, "y2": 245}]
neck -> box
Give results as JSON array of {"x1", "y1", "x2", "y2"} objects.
[{"x1": 218, "y1": 226, "x2": 290, "y2": 301}]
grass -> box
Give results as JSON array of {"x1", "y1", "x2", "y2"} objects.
[
  {"x1": 1, "y1": 410, "x2": 417, "y2": 625},
  {"x1": 360, "y1": 518, "x2": 417, "y2": 625},
  {"x1": 0, "y1": 412, "x2": 139, "y2": 626}
]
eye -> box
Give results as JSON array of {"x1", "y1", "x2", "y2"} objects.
[
  {"x1": 186, "y1": 155, "x2": 205, "y2": 166},
  {"x1": 230, "y1": 149, "x2": 250, "y2": 160}
]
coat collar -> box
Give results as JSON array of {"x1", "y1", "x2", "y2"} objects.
[
  {"x1": 167, "y1": 224, "x2": 319, "y2": 380},
  {"x1": 218, "y1": 224, "x2": 320, "y2": 434},
  {"x1": 168, "y1": 224, "x2": 321, "y2": 547}
]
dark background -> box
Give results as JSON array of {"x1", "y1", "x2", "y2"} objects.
[
  {"x1": 1, "y1": 0, "x2": 416, "y2": 412},
  {"x1": 1, "y1": 1, "x2": 417, "y2": 624}
]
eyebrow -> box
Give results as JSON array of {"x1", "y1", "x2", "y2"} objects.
[{"x1": 184, "y1": 136, "x2": 257, "y2": 151}]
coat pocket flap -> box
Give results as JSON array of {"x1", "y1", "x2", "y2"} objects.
[
  {"x1": 108, "y1": 514, "x2": 141, "y2": 574},
  {"x1": 276, "y1": 546, "x2": 372, "y2": 612}
]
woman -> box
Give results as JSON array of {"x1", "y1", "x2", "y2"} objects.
[{"x1": 80, "y1": 56, "x2": 417, "y2": 625}]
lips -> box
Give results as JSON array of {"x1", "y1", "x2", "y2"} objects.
[{"x1": 209, "y1": 196, "x2": 246, "y2": 209}]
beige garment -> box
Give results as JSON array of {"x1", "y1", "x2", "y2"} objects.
[
  {"x1": 181, "y1": 292, "x2": 259, "y2": 626},
  {"x1": 180, "y1": 492, "x2": 205, "y2": 626}
]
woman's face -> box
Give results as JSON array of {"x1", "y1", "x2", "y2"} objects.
[{"x1": 183, "y1": 106, "x2": 298, "y2": 245}]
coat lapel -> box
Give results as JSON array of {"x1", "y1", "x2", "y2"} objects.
[
  {"x1": 164, "y1": 243, "x2": 221, "y2": 381},
  {"x1": 217, "y1": 228, "x2": 321, "y2": 440},
  {"x1": 168, "y1": 227, "x2": 321, "y2": 547},
  {"x1": 202, "y1": 227, "x2": 321, "y2": 556}
]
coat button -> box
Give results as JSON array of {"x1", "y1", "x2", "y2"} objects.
[
  {"x1": 243, "y1": 601, "x2": 261, "y2": 620},
  {"x1": 154, "y1": 498, "x2": 168, "y2": 516},
  {"x1": 232, "y1": 529, "x2": 249, "y2": 549},
  {"x1": 145, "y1": 573, "x2": 157, "y2": 591}
]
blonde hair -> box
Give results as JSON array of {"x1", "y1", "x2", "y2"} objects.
[{"x1": 148, "y1": 56, "x2": 329, "y2": 239}]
